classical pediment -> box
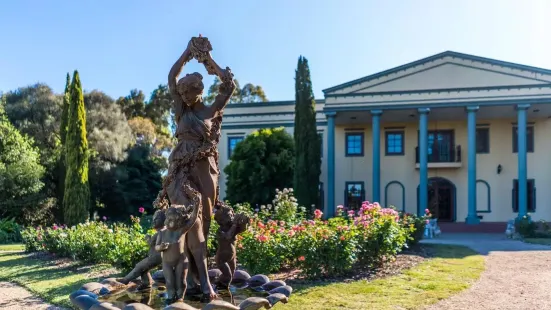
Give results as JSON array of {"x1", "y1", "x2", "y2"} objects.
[{"x1": 324, "y1": 51, "x2": 551, "y2": 96}]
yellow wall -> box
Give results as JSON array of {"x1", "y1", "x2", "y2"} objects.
[{"x1": 334, "y1": 118, "x2": 551, "y2": 222}]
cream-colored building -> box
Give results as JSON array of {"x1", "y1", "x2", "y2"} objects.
[{"x1": 219, "y1": 51, "x2": 551, "y2": 224}]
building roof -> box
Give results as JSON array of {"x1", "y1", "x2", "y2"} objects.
[{"x1": 323, "y1": 51, "x2": 551, "y2": 94}]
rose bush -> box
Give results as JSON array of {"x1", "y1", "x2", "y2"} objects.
[
  {"x1": 398, "y1": 209, "x2": 431, "y2": 246},
  {"x1": 236, "y1": 200, "x2": 411, "y2": 277},
  {"x1": 21, "y1": 189, "x2": 428, "y2": 279}
]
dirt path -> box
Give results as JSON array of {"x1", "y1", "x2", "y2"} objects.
[
  {"x1": 0, "y1": 282, "x2": 66, "y2": 310},
  {"x1": 422, "y1": 233, "x2": 551, "y2": 310}
]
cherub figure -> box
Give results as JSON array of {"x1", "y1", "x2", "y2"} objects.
[
  {"x1": 155, "y1": 204, "x2": 198, "y2": 303},
  {"x1": 214, "y1": 203, "x2": 250, "y2": 288},
  {"x1": 118, "y1": 209, "x2": 166, "y2": 290}
]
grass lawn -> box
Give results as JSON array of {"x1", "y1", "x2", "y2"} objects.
[
  {"x1": 0, "y1": 243, "x2": 25, "y2": 251},
  {"x1": 0, "y1": 251, "x2": 119, "y2": 308},
  {"x1": 0, "y1": 244, "x2": 484, "y2": 310},
  {"x1": 523, "y1": 238, "x2": 551, "y2": 246},
  {"x1": 286, "y1": 244, "x2": 484, "y2": 310}
]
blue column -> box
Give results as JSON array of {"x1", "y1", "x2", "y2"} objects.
[
  {"x1": 326, "y1": 112, "x2": 336, "y2": 217},
  {"x1": 465, "y1": 106, "x2": 480, "y2": 224},
  {"x1": 371, "y1": 110, "x2": 383, "y2": 203},
  {"x1": 517, "y1": 104, "x2": 530, "y2": 219},
  {"x1": 418, "y1": 108, "x2": 430, "y2": 216}
]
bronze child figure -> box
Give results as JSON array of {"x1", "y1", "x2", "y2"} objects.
[
  {"x1": 155, "y1": 205, "x2": 198, "y2": 303},
  {"x1": 118, "y1": 209, "x2": 166, "y2": 290},
  {"x1": 213, "y1": 203, "x2": 250, "y2": 288}
]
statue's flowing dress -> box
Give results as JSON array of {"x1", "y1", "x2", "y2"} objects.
[{"x1": 166, "y1": 109, "x2": 219, "y2": 228}]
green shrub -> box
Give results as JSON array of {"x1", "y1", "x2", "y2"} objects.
[
  {"x1": 22, "y1": 216, "x2": 149, "y2": 272},
  {"x1": 22, "y1": 191, "x2": 417, "y2": 280},
  {"x1": 236, "y1": 201, "x2": 409, "y2": 278},
  {"x1": 516, "y1": 215, "x2": 537, "y2": 238},
  {"x1": 399, "y1": 210, "x2": 431, "y2": 247},
  {"x1": 0, "y1": 218, "x2": 22, "y2": 243}
]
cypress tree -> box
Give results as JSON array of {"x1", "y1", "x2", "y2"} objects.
[
  {"x1": 63, "y1": 70, "x2": 90, "y2": 225},
  {"x1": 293, "y1": 56, "x2": 321, "y2": 212},
  {"x1": 57, "y1": 73, "x2": 71, "y2": 208},
  {"x1": 60, "y1": 73, "x2": 71, "y2": 145}
]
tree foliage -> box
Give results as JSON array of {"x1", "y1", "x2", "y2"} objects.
[
  {"x1": 145, "y1": 84, "x2": 172, "y2": 133},
  {"x1": 57, "y1": 73, "x2": 71, "y2": 214},
  {"x1": 92, "y1": 145, "x2": 162, "y2": 221},
  {"x1": 116, "y1": 89, "x2": 146, "y2": 120},
  {"x1": 204, "y1": 77, "x2": 268, "y2": 104},
  {"x1": 63, "y1": 71, "x2": 90, "y2": 225},
  {"x1": 84, "y1": 90, "x2": 134, "y2": 165},
  {"x1": 293, "y1": 56, "x2": 321, "y2": 211},
  {"x1": 128, "y1": 116, "x2": 157, "y2": 145},
  {"x1": 224, "y1": 128, "x2": 294, "y2": 206},
  {"x1": 60, "y1": 73, "x2": 71, "y2": 146},
  {"x1": 0, "y1": 100, "x2": 48, "y2": 224},
  {"x1": 3, "y1": 84, "x2": 63, "y2": 205}
]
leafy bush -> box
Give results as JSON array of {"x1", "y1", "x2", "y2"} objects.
[
  {"x1": 516, "y1": 215, "x2": 537, "y2": 238},
  {"x1": 236, "y1": 201, "x2": 409, "y2": 278},
  {"x1": 399, "y1": 209, "x2": 431, "y2": 246},
  {"x1": 22, "y1": 190, "x2": 417, "y2": 280},
  {"x1": 255, "y1": 188, "x2": 306, "y2": 224},
  {"x1": 22, "y1": 216, "x2": 149, "y2": 272},
  {"x1": 0, "y1": 218, "x2": 22, "y2": 243},
  {"x1": 224, "y1": 128, "x2": 295, "y2": 206}
]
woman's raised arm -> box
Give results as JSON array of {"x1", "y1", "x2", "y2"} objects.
[
  {"x1": 210, "y1": 68, "x2": 236, "y2": 115},
  {"x1": 168, "y1": 45, "x2": 192, "y2": 123}
]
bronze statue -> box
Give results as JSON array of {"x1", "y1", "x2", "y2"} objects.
[
  {"x1": 214, "y1": 203, "x2": 250, "y2": 288},
  {"x1": 118, "y1": 210, "x2": 166, "y2": 290},
  {"x1": 155, "y1": 206, "x2": 198, "y2": 303},
  {"x1": 153, "y1": 36, "x2": 236, "y2": 302}
]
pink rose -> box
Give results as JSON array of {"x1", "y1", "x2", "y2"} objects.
[
  {"x1": 138, "y1": 207, "x2": 145, "y2": 214},
  {"x1": 314, "y1": 209, "x2": 323, "y2": 219}
]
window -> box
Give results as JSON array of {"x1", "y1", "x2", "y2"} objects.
[
  {"x1": 476, "y1": 128, "x2": 490, "y2": 153},
  {"x1": 512, "y1": 179, "x2": 536, "y2": 212},
  {"x1": 385, "y1": 131, "x2": 404, "y2": 155},
  {"x1": 416, "y1": 130, "x2": 455, "y2": 163},
  {"x1": 318, "y1": 132, "x2": 323, "y2": 158},
  {"x1": 345, "y1": 132, "x2": 364, "y2": 156},
  {"x1": 227, "y1": 136, "x2": 244, "y2": 159},
  {"x1": 344, "y1": 182, "x2": 365, "y2": 211},
  {"x1": 512, "y1": 126, "x2": 534, "y2": 153}
]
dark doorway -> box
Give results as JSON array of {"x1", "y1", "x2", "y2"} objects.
[{"x1": 418, "y1": 177, "x2": 456, "y2": 222}]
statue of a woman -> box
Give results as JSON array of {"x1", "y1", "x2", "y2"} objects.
[{"x1": 154, "y1": 36, "x2": 236, "y2": 301}]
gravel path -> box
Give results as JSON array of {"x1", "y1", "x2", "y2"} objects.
[
  {"x1": 422, "y1": 233, "x2": 551, "y2": 310},
  {"x1": 0, "y1": 282, "x2": 66, "y2": 310}
]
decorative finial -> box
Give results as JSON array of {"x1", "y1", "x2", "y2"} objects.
[{"x1": 199, "y1": 33, "x2": 202, "y2": 37}]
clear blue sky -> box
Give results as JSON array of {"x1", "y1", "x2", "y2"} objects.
[{"x1": 1, "y1": 0, "x2": 550, "y2": 101}]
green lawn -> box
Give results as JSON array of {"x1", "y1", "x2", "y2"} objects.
[
  {"x1": 523, "y1": 238, "x2": 551, "y2": 246},
  {"x1": 0, "y1": 244, "x2": 484, "y2": 310},
  {"x1": 0, "y1": 244, "x2": 25, "y2": 251},
  {"x1": 286, "y1": 245, "x2": 484, "y2": 310},
  {"x1": 0, "y1": 251, "x2": 119, "y2": 308}
]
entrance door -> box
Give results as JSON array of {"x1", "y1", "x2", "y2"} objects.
[{"x1": 426, "y1": 178, "x2": 455, "y2": 222}]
